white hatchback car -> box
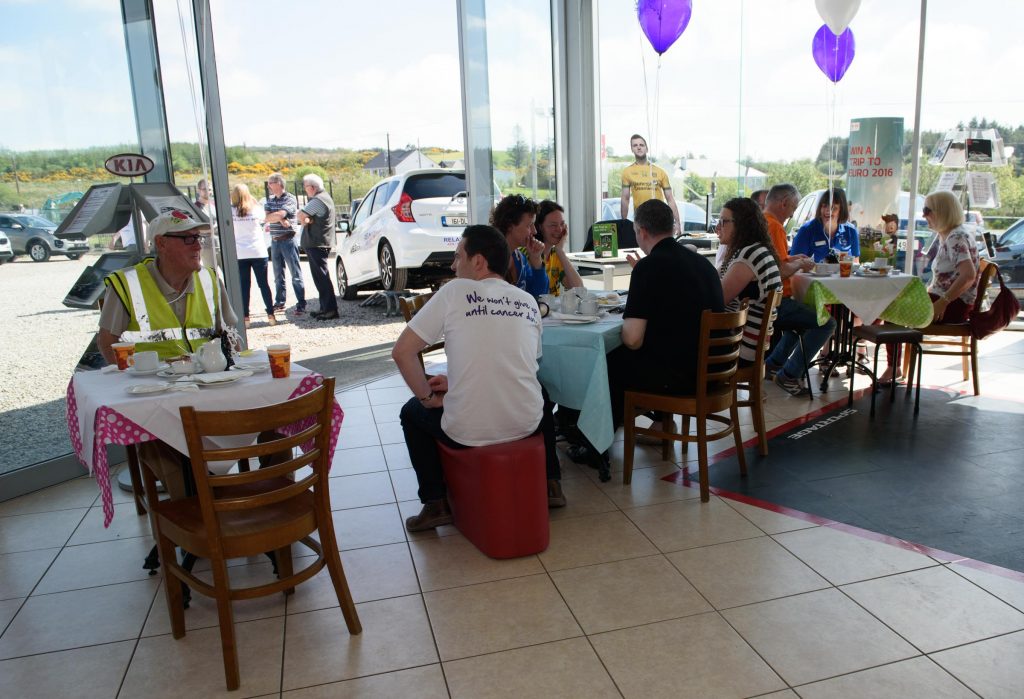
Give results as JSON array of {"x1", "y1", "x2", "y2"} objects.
[{"x1": 336, "y1": 169, "x2": 473, "y2": 296}]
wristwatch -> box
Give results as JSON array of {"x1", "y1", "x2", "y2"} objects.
[{"x1": 418, "y1": 391, "x2": 435, "y2": 403}]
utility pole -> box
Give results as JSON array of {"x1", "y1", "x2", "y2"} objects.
[{"x1": 386, "y1": 132, "x2": 393, "y2": 176}]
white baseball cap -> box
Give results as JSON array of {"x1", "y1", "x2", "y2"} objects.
[{"x1": 147, "y1": 209, "x2": 210, "y2": 241}]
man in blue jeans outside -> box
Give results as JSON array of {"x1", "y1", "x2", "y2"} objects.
[
  {"x1": 761, "y1": 184, "x2": 837, "y2": 396},
  {"x1": 264, "y1": 172, "x2": 306, "y2": 316}
]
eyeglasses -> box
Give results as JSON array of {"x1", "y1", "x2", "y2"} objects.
[
  {"x1": 163, "y1": 233, "x2": 210, "y2": 246},
  {"x1": 716, "y1": 218, "x2": 735, "y2": 228},
  {"x1": 509, "y1": 194, "x2": 534, "y2": 206},
  {"x1": 922, "y1": 206, "x2": 932, "y2": 216}
]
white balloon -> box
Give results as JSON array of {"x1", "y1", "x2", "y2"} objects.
[{"x1": 815, "y1": 0, "x2": 861, "y2": 35}]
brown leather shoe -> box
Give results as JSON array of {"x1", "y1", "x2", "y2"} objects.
[
  {"x1": 548, "y1": 479, "x2": 567, "y2": 508},
  {"x1": 405, "y1": 499, "x2": 453, "y2": 532}
]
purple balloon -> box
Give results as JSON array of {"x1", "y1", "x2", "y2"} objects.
[
  {"x1": 812, "y1": 24, "x2": 856, "y2": 83},
  {"x1": 637, "y1": 0, "x2": 693, "y2": 55}
]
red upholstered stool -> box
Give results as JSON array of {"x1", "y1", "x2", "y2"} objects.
[{"x1": 437, "y1": 434, "x2": 549, "y2": 559}]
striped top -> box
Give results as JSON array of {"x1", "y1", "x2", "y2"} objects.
[{"x1": 720, "y1": 243, "x2": 782, "y2": 362}]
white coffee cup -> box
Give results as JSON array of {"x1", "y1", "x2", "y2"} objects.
[
  {"x1": 560, "y1": 293, "x2": 579, "y2": 314},
  {"x1": 133, "y1": 350, "x2": 159, "y2": 372},
  {"x1": 579, "y1": 297, "x2": 599, "y2": 316},
  {"x1": 872, "y1": 257, "x2": 889, "y2": 270}
]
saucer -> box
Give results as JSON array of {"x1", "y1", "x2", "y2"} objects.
[
  {"x1": 126, "y1": 382, "x2": 172, "y2": 395},
  {"x1": 157, "y1": 367, "x2": 203, "y2": 378},
  {"x1": 231, "y1": 362, "x2": 270, "y2": 374},
  {"x1": 128, "y1": 363, "x2": 169, "y2": 376}
]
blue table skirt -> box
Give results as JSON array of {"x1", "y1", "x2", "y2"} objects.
[{"x1": 538, "y1": 320, "x2": 623, "y2": 453}]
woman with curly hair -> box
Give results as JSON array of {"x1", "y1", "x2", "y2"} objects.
[
  {"x1": 716, "y1": 197, "x2": 782, "y2": 365},
  {"x1": 534, "y1": 200, "x2": 583, "y2": 295},
  {"x1": 490, "y1": 194, "x2": 549, "y2": 296}
]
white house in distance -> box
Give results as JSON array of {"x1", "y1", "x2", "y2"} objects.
[
  {"x1": 363, "y1": 148, "x2": 439, "y2": 177},
  {"x1": 674, "y1": 157, "x2": 767, "y2": 192}
]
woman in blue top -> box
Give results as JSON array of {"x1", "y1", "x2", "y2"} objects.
[
  {"x1": 790, "y1": 188, "x2": 860, "y2": 262},
  {"x1": 490, "y1": 194, "x2": 549, "y2": 296}
]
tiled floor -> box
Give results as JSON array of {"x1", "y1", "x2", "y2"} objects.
[{"x1": 2, "y1": 330, "x2": 1023, "y2": 697}]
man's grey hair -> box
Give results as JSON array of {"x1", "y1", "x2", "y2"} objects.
[
  {"x1": 302, "y1": 174, "x2": 324, "y2": 192},
  {"x1": 766, "y1": 183, "x2": 800, "y2": 204},
  {"x1": 267, "y1": 172, "x2": 286, "y2": 187}
]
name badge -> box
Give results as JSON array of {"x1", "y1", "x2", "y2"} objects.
[{"x1": 814, "y1": 240, "x2": 827, "y2": 246}]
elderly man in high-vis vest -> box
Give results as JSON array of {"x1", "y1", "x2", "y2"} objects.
[{"x1": 96, "y1": 208, "x2": 238, "y2": 498}]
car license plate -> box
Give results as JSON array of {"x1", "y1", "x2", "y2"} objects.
[{"x1": 442, "y1": 216, "x2": 468, "y2": 227}]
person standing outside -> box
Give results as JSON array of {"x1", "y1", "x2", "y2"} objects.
[
  {"x1": 231, "y1": 184, "x2": 277, "y2": 327},
  {"x1": 264, "y1": 173, "x2": 306, "y2": 316},
  {"x1": 298, "y1": 174, "x2": 338, "y2": 320},
  {"x1": 620, "y1": 134, "x2": 681, "y2": 233},
  {"x1": 193, "y1": 179, "x2": 215, "y2": 218}
]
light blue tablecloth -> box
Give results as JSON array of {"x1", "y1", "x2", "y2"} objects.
[{"x1": 538, "y1": 318, "x2": 623, "y2": 453}]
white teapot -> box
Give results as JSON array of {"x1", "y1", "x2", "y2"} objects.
[{"x1": 197, "y1": 341, "x2": 227, "y2": 373}]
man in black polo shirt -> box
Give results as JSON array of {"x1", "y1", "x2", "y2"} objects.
[
  {"x1": 609, "y1": 199, "x2": 725, "y2": 428},
  {"x1": 298, "y1": 173, "x2": 338, "y2": 320}
]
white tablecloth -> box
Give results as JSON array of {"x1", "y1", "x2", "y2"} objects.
[{"x1": 791, "y1": 272, "x2": 919, "y2": 325}]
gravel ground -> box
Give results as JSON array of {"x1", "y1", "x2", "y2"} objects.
[{"x1": 0, "y1": 253, "x2": 407, "y2": 473}]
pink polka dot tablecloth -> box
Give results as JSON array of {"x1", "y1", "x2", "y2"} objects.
[{"x1": 67, "y1": 368, "x2": 343, "y2": 528}]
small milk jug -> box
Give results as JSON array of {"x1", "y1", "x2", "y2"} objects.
[{"x1": 198, "y1": 341, "x2": 227, "y2": 373}]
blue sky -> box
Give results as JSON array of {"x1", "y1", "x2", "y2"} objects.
[{"x1": 1, "y1": 0, "x2": 1021, "y2": 162}]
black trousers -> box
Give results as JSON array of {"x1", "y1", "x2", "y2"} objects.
[{"x1": 304, "y1": 246, "x2": 337, "y2": 313}]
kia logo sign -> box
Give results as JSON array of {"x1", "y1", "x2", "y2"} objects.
[{"x1": 104, "y1": 153, "x2": 155, "y2": 177}]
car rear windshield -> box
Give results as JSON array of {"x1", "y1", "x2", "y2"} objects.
[{"x1": 403, "y1": 173, "x2": 467, "y2": 201}]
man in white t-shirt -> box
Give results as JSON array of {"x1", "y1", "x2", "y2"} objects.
[{"x1": 393, "y1": 224, "x2": 561, "y2": 532}]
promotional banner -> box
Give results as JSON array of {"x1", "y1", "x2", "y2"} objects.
[{"x1": 846, "y1": 117, "x2": 903, "y2": 231}]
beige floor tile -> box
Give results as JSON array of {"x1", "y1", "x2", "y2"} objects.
[
  {"x1": 337, "y1": 388, "x2": 370, "y2": 408},
  {"x1": 337, "y1": 425, "x2": 381, "y2": 449},
  {"x1": 282, "y1": 595, "x2": 437, "y2": 689},
  {"x1": 796, "y1": 656, "x2": 976, "y2": 698},
  {"x1": 548, "y1": 473, "x2": 619, "y2": 521},
  {"x1": 329, "y1": 445, "x2": 387, "y2": 476},
  {"x1": 375, "y1": 420, "x2": 405, "y2": 445},
  {"x1": 0, "y1": 508, "x2": 86, "y2": 554},
  {"x1": 539, "y1": 511, "x2": 658, "y2": 572},
  {"x1": 328, "y1": 471, "x2": 397, "y2": 510},
  {"x1": 721, "y1": 498, "x2": 819, "y2": 535},
  {"x1": 0, "y1": 548, "x2": 59, "y2": 600},
  {"x1": 0, "y1": 477, "x2": 98, "y2": 517},
  {"x1": 370, "y1": 401, "x2": 407, "y2": 424},
  {"x1": 842, "y1": 566, "x2": 1024, "y2": 653},
  {"x1": 0, "y1": 598, "x2": 22, "y2": 630},
  {"x1": 551, "y1": 554, "x2": 711, "y2": 634},
  {"x1": 330, "y1": 503, "x2": 407, "y2": 550},
  {"x1": 0, "y1": 640, "x2": 135, "y2": 699},
  {"x1": 667, "y1": 536, "x2": 830, "y2": 609},
  {"x1": 624, "y1": 498, "x2": 764, "y2": 553},
  {"x1": 722, "y1": 588, "x2": 918, "y2": 686},
  {"x1": 34, "y1": 536, "x2": 157, "y2": 594},
  {"x1": 424, "y1": 574, "x2": 581, "y2": 661},
  {"x1": 67, "y1": 504, "x2": 151, "y2": 545},
  {"x1": 594, "y1": 464, "x2": 701, "y2": 509},
  {"x1": 284, "y1": 664, "x2": 449, "y2": 698},
  {"x1": 931, "y1": 630, "x2": 1024, "y2": 699},
  {"x1": 949, "y1": 563, "x2": 1024, "y2": 610},
  {"x1": 0, "y1": 579, "x2": 158, "y2": 659},
  {"x1": 366, "y1": 373, "x2": 410, "y2": 390},
  {"x1": 773, "y1": 526, "x2": 937, "y2": 585},
  {"x1": 381, "y1": 442, "x2": 413, "y2": 470},
  {"x1": 604, "y1": 440, "x2": 677, "y2": 475},
  {"x1": 444, "y1": 637, "x2": 620, "y2": 699},
  {"x1": 409, "y1": 535, "x2": 543, "y2": 591},
  {"x1": 757, "y1": 692, "x2": 800, "y2": 699},
  {"x1": 590, "y1": 612, "x2": 786, "y2": 698},
  {"x1": 141, "y1": 559, "x2": 287, "y2": 637},
  {"x1": 338, "y1": 404, "x2": 375, "y2": 426},
  {"x1": 389, "y1": 467, "x2": 420, "y2": 502},
  {"x1": 366, "y1": 386, "x2": 413, "y2": 406},
  {"x1": 121, "y1": 615, "x2": 285, "y2": 698},
  {"x1": 286, "y1": 543, "x2": 419, "y2": 612}
]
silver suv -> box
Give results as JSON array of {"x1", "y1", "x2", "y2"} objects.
[{"x1": 0, "y1": 213, "x2": 90, "y2": 262}]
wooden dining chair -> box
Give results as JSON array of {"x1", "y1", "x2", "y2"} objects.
[
  {"x1": 623, "y1": 304, "x2": 748, "y2": 502},
  {"x1": 399, "y1": 291, "x2": 445, "y2": 372},
  {"x1": 141, "y1": 378, "x2": 361, "y2": 691},
  {"x1": 734, "y1": 290, "x2": 781, "y2": 456},
  {"x1": 911, "y1": 259, "x2": 998, "y2": 395}
]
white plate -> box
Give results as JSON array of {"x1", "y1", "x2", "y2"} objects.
[
  {"x1": 808, "y1": 271, "x2": 835, "y2": 278},
  {"x1": 126, "y1": 382, "x2": 173, "y2": 395},
  {"x1": 194, "y1": 371, "x2": 251, "y2": 388},
  {"x1": 231, "y1": 363, "x2": 269, "y2": 373},
  {"x1": 157, "y1": 368, "x2": 203, "y2": 378},
  {"x1": 563, "y1": 316, "x2": 599, "y2": 324},
  {"x1": 128, "y1": 363, "x2": 169, "y2": 376}
]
